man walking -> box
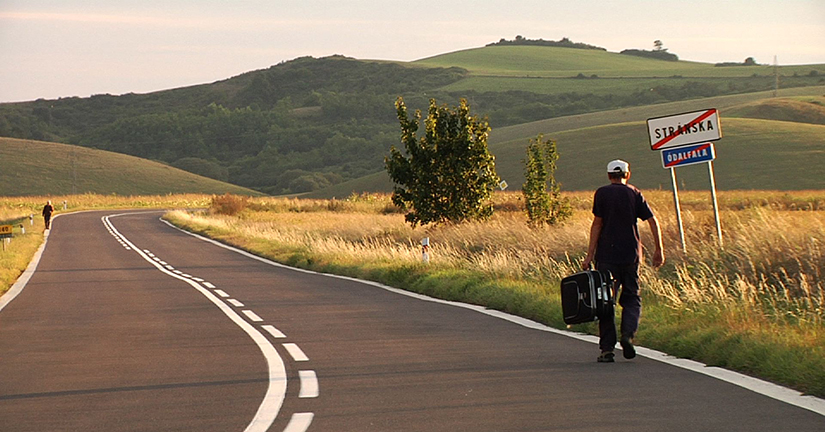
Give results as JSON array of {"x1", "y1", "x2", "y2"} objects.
[
  {"x1": 42, "y1": 200, "x2": 54, "y2": 230},
  {"x1": 582, "y1": 160, "x2": 664, "y2": 363}
]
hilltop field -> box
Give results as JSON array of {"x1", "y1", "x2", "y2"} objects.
[
  {"x1": 1, "y1": 43, "x2": 823, "y2": 196},
  {"x1": 0, "y1": 138, "x2": 260, "y2": 196}
]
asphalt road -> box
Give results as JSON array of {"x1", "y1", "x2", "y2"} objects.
[{"x1": 1, "y1": 210, "x2": 823, "y2": 431}]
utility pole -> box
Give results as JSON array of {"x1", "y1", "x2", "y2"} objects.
[
  {"x1": 71, "y1": 146, "x2": 77, "y2": 195},
  {"x1": 773, "y1": 55, "x2": 779, "y2": 97}
]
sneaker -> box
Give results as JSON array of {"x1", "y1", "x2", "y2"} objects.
[
  {"x1": 620, "y1": 336, "x2": 636, "y2": 359},
  {"x1": 597, "y1": 351, "x2": 615, "y2": 363}
]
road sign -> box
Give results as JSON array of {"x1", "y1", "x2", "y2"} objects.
[
  {"x1": 647, "y1": 108, "x2": 722, "y2": 150},
  {"x1": 0, "y1": 225, "x2": 12, "y2": 239},
  {"x1": 661, "y1": 142, "x2": 716, "y2": 169}
]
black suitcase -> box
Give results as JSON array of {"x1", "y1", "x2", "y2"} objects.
[{"x1": 560, "y1": 269, "x2": 613, "y2": 325}]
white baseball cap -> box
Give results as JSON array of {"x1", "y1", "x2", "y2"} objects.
[{"x1": 607, "y1": 159, "x2": 630, "y2": 173}]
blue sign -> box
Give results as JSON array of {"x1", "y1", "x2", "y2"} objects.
[{"x1": 661, "y1": 142, "x2": 715, "y2": 169}]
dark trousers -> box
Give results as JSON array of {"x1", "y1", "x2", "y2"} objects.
[
  {"x1": 44, "y1": 214, "x2": 51, "y2": 229},
  {"x1": 596, "y1": 262, "x2": 642, "y2": 352}
]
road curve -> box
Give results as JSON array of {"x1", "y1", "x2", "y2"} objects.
[{"x1": 0, "y1": 210, "x2": 823, "y2": 431}]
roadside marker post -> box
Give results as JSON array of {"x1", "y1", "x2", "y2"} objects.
[{"x1": 648, "y1": 109, "x2": 724, "y2": 252}]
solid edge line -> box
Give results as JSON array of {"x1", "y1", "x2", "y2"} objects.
[
  {"x1": 105, "y1": 214, "x2": 287, "y2": 432},
  {"x1": 0, "y1": 215, "x2": 60, "y2": 312},
  {"x1": 159, "y1": 217, "x2": 825, "y2": 417}
]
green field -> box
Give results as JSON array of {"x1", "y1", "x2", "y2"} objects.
[
  {"x1": 416, "y1": 45, "x2": 825, "y2": 97},
  {"x1": 0, "y1": 138, "x2": 261, "y2": 196},
  {"x1": 489, "y1": 86, "x2": 825, "y2": 144},
  {"x1": 307, "y1": 89, "x2": 825, "y2": 198},
  {"x1": 492, "y1": 118, "x2": 825, "y2": 192},
  {"x1": 416, "y1": 45, "x2": 825, "y2": 78}
]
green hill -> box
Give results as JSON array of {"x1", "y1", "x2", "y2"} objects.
[
  {"x1": 724, "y1": 96, "x2": 825, "y2": 125},
  {"x1": 416, "y1": 46, "x2": 825, "y2": 97},
  {"x1": 308, "y1": 91, "x2": 825, "y2": 197},
  {"x1": 416, "y1": 45, "x2": 825, "y2": 78},
  {"x1": 492, "y1": 118, "x2": 825, "y2": 192},
  {"x1": 0, "y1": 138, "x2": 262, "y2": 196},
  {"x1": 2, "y1": 44, "x2": 824, "y2": 195}
]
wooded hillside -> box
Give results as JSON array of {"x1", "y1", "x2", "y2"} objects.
[{"x1": 2, "y1": 45, "x2": 823, "y2": 195}]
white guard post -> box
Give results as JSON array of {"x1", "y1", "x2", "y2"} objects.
[{"x1": 421, "y1": 237, "x2": 430, "y2": 263}]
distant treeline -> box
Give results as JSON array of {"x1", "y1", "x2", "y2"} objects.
[
  {"x1": 716, "y1": 57, "x2": 759, "y2": 67},
  {"x1": 487, "y1": 36, "x2": 606, "y2": 51},
  {"x1": 619, "y1": 49, "x2": 679, "y2": 61}
]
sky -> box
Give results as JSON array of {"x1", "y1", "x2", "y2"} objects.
[{"x1": 1, "y1": 0, "x2": 823, "y2": 102}]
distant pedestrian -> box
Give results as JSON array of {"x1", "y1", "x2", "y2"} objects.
[
  {"x1": 42, "y1": 200, "x2": 54, "y2": 229},
  {"x1": 582, "y1": 160, "x2": 664, "y2": 363}
]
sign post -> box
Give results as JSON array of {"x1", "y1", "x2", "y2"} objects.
[
  {"x1": 647, "y1": 109, "x2": 724, "y2": 252},
  {"x1": 708, "y1": 161, "x2": 723, "y2": 247},
  {"x1": 668, "y1": 168, "x2": 687, "y2": 253}
]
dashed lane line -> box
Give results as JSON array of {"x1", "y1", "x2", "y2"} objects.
[
  {"x1": 298, "y1": 371, "x2": 319, "y2": 398},
  {"x1": 262, "y1": 325, "x2": 287, "y2": 339},
  {"x1": 283, "y1": 343, "x2": 309, "y2": 362},
  {"x1": 242, "y1": 310, "x2": 264, "y2": 322},
  {"x1": 283, "y1": 413, "x2": 314, "y2": 432}
]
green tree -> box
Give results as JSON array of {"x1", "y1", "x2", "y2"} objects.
[
  {"x1": 654, "y1": 40, "x2": 664, "y2": 51},
  {"x1": 385, "y1": 97, "x2": 499, "y2": 227},
  {"x1": 522, "y1": 134, "x2": 572, "y2": 226}
]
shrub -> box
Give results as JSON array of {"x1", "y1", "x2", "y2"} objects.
[
  {"x1": 522, "y1": 135, "x2": 572, "y2": 227},
  {"x1": 210, "y1": 193, "x2": 248, "y2": 216}
]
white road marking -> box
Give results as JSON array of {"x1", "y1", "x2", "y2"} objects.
[
  {"x1": 102, "y1": 215, "x2": 287, "y2": 432},
  {"x1": 192, "y1": 277, "x2": 204, "y2": 282},
  {"x1": 214, "y1": 289, "x2": 230, "y2": 298},
  {"x1": 262, "y1": 325, "x2": 286, "y2": 339},
  {"x1": 160, "y1": 217, "x2": 825, "y2": 417},
  {"x1": 181, "y1": 274, "x2": 192, "y2": 278},
  {"x1": 283, "y1": 413, "x2": 314, "y2": 432},
  {"x1": 173, "y1": 270, "x2": 183, "y2": 274},
  {"x1": 283, "y1": 343, "x2": 309, "y2": 362},
  {"x1": 298, "y1": 371, "x2": 319, "y2": 398},
  {"x1": 165, "y1": 265, "x2": 174, "y2": 270},
  {"x1": 159, "y1": 261, "x2": 168, "y2": 265},
  {"x1": 228, "y1": 299, "x2": 244, "y2": 307},
  {"x1": 243, "y1": 310, "x2": 264, "y2": 322},
  {"x1": 203, "y1": 282, "x2": 216, "y2": 289}
]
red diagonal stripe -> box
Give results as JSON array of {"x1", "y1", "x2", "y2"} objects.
[
  {"x1": 665, "y1": 143, "x2": 712, "y2": 168},
  {"x1": 653, "y1": 109, "x2": 717, "y2": 150}
]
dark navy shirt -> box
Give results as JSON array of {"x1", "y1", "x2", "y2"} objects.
[{"x1": 592, "y1": 183, "x2": 654, "y2": 265}]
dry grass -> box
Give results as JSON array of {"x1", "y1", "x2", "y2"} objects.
[{"x1": 169, "y1": 190, "x2": 825, "y2": 328}]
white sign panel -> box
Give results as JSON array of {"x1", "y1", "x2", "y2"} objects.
[{"x1": 647, "y1": 108, "x2": 722, "y2": 150}]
